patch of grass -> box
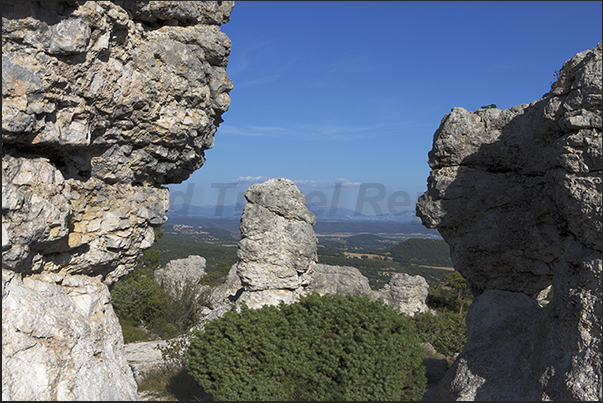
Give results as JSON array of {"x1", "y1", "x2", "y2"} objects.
[
  {"x1": 119, "y1": 318, "x2": 157, "y2": 344},
  {"x1": 138, "y1": 366, "x2": 210, "y2": 401}
]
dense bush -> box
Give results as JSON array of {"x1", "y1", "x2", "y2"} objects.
[
  {"x1": 111, "y1": 265, "x2": 165, "y2": 325},
  {"x1": 412, "y1": 311, "x2": 467, "y2": 357},
  {"x1": 186, "y1": 293, "x2": 427, "y2": 401}
]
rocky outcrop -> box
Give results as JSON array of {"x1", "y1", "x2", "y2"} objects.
[
  {"x1": 123, "y1": 340, "x2": 167, "y2": 385},
  {"x1": 228, "y1": 178, "x2": 430, "y2": 315},
  {"x1": 416, "y1": 42, "x2": 602, "y2": 400},
  {"x1": 297, "y1": 265, "x2": 429, "y2": 316},
  {"x1": 370, "y1": 273, "x2": 430, "y2": 316},
  {"x1": 2, "y1": 270, "x2": 137, "y2": 400},
  {"x1": 300, "y1": 263, "x2": 372, "y2": 296},
  {"x1": 208, "y1": 263, "x2": 241, "y2": 309},
  {"x1": 2, "y1": 1, "x2": 233, "y2": 400},
  {"x1": 154, "y1": 255, "x2": 206, "y2": 297},
  {"x1": 234, "y1": 178, "x2": 318, "y2": 308}
]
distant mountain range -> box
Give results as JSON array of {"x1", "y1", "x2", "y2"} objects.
[{"x1": 168, "y1": 203, "x2": 422, "y2": 224}]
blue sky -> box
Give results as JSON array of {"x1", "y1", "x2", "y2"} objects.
[{"x1": 168, "y1": 1, "x2": 602, "y2": 215}]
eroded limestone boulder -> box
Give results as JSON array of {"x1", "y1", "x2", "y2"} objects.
[
  {"x1": 154, "y1": 255, "x2": 207, "y2": 298},
  {"x1": 371, "y1": 273, "x2": 430, "y2": 316},
  {"x1": 208, "y1": 264, "x2": 242, "y2": 309},
  {"x1": 229, "y1": 178, "x2": 431, "y2": 315},
  {"x1": 417, "y1": 41, "x2": 602, "y2": 400},
  {"x1": 300, "y1": 263, "x2": 372, "y2": 297},
  {"x1": 2, "y1": 1, "x2": 233, "y2": 400},
  {"x1": 235, "y1": 178, "x2": 318, "y2": 308}
]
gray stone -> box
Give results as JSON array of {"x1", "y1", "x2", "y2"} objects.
[
  {"x1": 48, "y1": 18, "x2": 91, "y2": 55},
  {"x1": 2, "y1": 1, "x2": 233, "y2": 400},
  {"x1": 417, "y1": 42, "x2": 602, "y2": 400},
  {"x1": 371, "y1": 273, "x2": 430, "y2": 316},
  {"x1": 123, "y1": 340, "x2": 168, "y2": 384},
  {"x1": 2, "y1": 270, "x2": 138, "y2": 401},
  {"x1": 300, "y1": 263, "x2": 372, "y2": 297},
  {"x1": 154, "y1": 255, "x2": 207, "y2": 298},
  {"x1": 208, "y1": 264, "x2": 242, "y2": 309},
  {"x1": 235, "y1": 178, "x2": 318, "y2": 295}
]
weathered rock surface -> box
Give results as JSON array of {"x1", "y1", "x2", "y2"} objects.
[
  {"x1": 154, "y1": 255, "x2": 206, "y2": 297},
  {"x1": 123, "y1": 340, "x2": 167, "y2": 384},
  {"x1": 370, "y1": 273, "x2": 430, "y2": 316},
  {"x1": 2, "y1": 269, "x2": 137, "y2": 400},
  {"x1": 417, "y1": 41, "x2": 602, "y2": 400},
  {"x1": 235, "y1": 178, "x2": 318, "y2": 308},
  {"x1": 300, "y1": 263, "x2": 372, "y2": 296},
  {"x1": 298, "y1": 265, "x2": 430, "y2": 316},
  {"x1": 208, "y1": 263, "x2": 242, "y2": 309},
  {"x1": 2, "y1": 1, "x2": 233, "y2": 400}
]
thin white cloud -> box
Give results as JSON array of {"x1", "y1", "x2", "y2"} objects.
[
  {"x1": 234, "y1": 74, "x2": 282, "y2": 88},
  {"x1": 227, "y1": 177, "x2": 363, "y2": 194},
  {"x1": 325, "y1": 50, "x2": 385, "y2": 75},
  {"x1": 218, "y1": 125, "x2": 290, "y2": 138},
  {"x1": 218, "y1": 121, "x2": 420, "y2": 141},
  {"x1": 293, "y1": 178, "x2": 362, "y2": 189},
  {"x1": 230, "y1": 175, "x2": 274, "y2": 183}
]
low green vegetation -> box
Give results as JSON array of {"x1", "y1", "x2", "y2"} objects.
[
  {"x1": 317, "y1": 240, "x2": 454, "y2": 289},
  {"x1": 551, "y1": 60, "x2": 574, "y2": 90},
  {"x1": 151, "y1": 234, "x2": 238, "y2": 271},
  {"x1": 412, "y1": 311, "x2": 468, "y2": 357},
  {"x1": 111, "y1": 228, "x2": 211, "y2": 340},
  {"x1": 111, "y1": 258, "x2": 208, "y2": 340},
  {"x1": 427, "y1": 272, "x2": 473, "y2": 315},
  {"x1": 186, "y1": 293, "x2": 427, "y2": 401},
  {"x1": 388, "y1": 238, "x2": 452, "y2": 267},
  {"x1": 115, "y1": 229, "x2": 471, "y2": 400}
]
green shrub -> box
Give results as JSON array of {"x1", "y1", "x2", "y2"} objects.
[
  {"x1": 200, "y1": 261, "x2": 231, "y2": 287},
  {"x1": 112, "y1": 248, "x2": 210, "y2": 341},
  {"x1": 412, "y1": 311, "x2": 467, "y2": 357},
  {"x1": 111, "y1": 267, "x2": 164, "y2": 325},
  {"x1": 137, "y1": 366, "x2": 208, "y2": 401},
  {"x1": 426, "y1": 283, "x2": 473, "y2": 314},
  {"x1": 551, "y1": 60, "x2": 574, "y2": 89},
  {"x1": 186, "y1": 293, "x2": 427, "y2": 401},
  {"x1": 151, "y1": 281, "x2": 210, "y2": 340}
]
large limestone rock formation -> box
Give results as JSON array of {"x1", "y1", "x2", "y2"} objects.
[
  {"x1": 2, "y1": 1, "x2": 233, "y2": 400},
  {"x1": 416, "y1": 42, "x2": 602, "y2": 400},
  {"x1": 299, "y1": 265, "x2": 430, "y2": 316},
  {"x1": 235, "y1": 178, "x2": 319, "y2": 308},
  {"x1": 230, "y1": 178, "x2": 431, "y2": 316}
]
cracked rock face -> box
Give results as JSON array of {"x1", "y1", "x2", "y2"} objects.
[
  {"x1": 2, "y1": 1, "x2": 233, "y2": 400},
  {"x1": 235, "y1": 178, "x2": 318, "y2": 308},
  {"x1": 417, "y1": 42, "x2": 601, "y2": 400}
]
